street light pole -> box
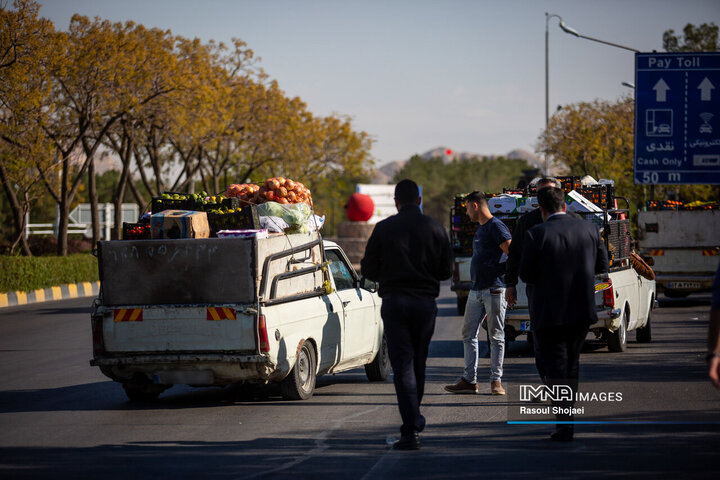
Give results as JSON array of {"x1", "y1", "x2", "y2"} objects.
[
  {"x1": 558, "y1": 21, "x2": 640, "y2": 53},
  {"x1": 544, "y1": 13, "x2": 640, "y2": 176},
  {"x1": 545, "y1": 12, "x2": 562, "y2": 176}
]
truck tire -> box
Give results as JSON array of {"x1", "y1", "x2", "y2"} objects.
[
  {"x1": 281, "y1": 341, "x2": 317, "y2": 400},
  {"x1": 365, "y1": 334, "x2": 391, "y2": 381},
  {"x1": 636, "y1": 304, "x2": 652, "y2": 343},
  {"x1": 457, "y1": 295, "x2": 468, "y2": 316},
  {"x1": 122, "y1": 382, "x2": 168, "y2": 402},
  {"x1": 607, "y1": 309, "x2": 628, "y2": 352}
]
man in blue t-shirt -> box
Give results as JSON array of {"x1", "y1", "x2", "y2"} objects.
[{"x1": 445, "y1": 191, "x2": 512, "y2": 395}]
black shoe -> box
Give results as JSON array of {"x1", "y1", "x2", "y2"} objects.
[
  {"x1": 418, "y1": 415, "x2": 426, "y2": 433},
  {"x1": 550, "y1": 426, "x2": 574, "y2": 442},
  {"x1": 393, "y1": 433, "x2": 420, "y2": 450}
]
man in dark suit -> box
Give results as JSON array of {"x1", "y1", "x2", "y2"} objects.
[
  {"x1": 519, "y1": 187, "x2": 608, "y2": 441},
  {"x1": 362, "y1": 179, "x2": 453, "y2": 450},
  {"x1": 504, "y1": 177, "x2": 562, "y2": 382}
]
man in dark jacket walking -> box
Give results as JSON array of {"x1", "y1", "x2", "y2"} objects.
[
  {"x1": 361, "y1": 179, "x2": 453, "y2": 450},
  {"x1": 519, "y1": 187, "x2": 608, "y2": 441},
  {"x1": 505, "y1": 177, "x2": 562, "y2": 381}
]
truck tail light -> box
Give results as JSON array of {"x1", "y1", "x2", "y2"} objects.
[
  {"x1": 91, "y1": 314, "x2": 106, "y2": 356},
  {"x1": 257, "y1": 314, "x2": 270, "y2": 353},
  {"x1": 452, "y1": 262, "x2": 460, "y2": 283},
  {"x1": 603, "y1": 283, "x2": 615, "y2": 308}
]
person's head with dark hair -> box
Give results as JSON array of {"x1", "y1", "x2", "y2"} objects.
[
  {"x1": 537, "y1": 176, "x2": 561, "y2": 189},
  {"x1": 464, "y1": 191, "x2": 491, "y2": 223},
  {"x1": 394, "y1": 179, "x2": 421, "y2": 208},
  {"x1": 464, "y1": 190, "x2": 486, "y2": 206},
  {"x1": 537, "y1": 186, "x2": 566, "y2": 221},
  {"x1": 532, "y1": 176, "x2": 561, "y2": 190}
]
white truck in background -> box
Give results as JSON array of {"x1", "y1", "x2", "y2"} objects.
[
  {"x1": 637, "y1": 209, "x2": 719, "y2": 298},
  {"x1": 90, "y1": 232, "x2": 389, "y2": 402}
]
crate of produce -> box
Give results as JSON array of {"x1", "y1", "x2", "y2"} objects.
[
  {"x1": 206, "y1": 205, "x2": 260, "y2": 237},
  {"x1": 604, "y1": 218, "x2": 631, "y2": 267},
  {"x1": 502, "y1": 188, "x2": 528, "y2": 196},
  {"x1": 122, "y1": 222, "x2": 151, "y2": 240},
  {"x1": 577, "y1": 184, "x2": 614, "y2": 210},
  {"x1": 152, "y1": 193, "x2": 191, "y2": 213},
  {"x1": 194, "y1": 196, "x2": 242, "y2": 212},
  {"x1": 556, "y1": 176, "x2": 582, "y2": 193}
]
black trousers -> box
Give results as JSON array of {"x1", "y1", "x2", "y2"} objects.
[
  {"x1": 526, "y1": 284, "x2": 546, "y2": 383},
  {"x1": 381, "y1": 294, "x2": 437, "y2": 436},
  {"x1": 533, "y1": 323, "x2": 589, "y2": 422}
]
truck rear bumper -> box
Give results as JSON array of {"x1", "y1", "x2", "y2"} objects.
[
  {"x1": 590, "y1": 308, "x2": 623, "y2": 332},
  {"x1": 654, "y1": 274, "x2": 715, "y2": 292},
  {"x1": 90, "y1": 353, "x2": 280, "y2": 385}
]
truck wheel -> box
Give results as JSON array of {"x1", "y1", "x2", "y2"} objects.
[
  {"x1": 636, "y1": 306, "x2": 652, "y2": 343},
  {"x1": 122, "y1": 382, "x2": 168, "y2": 402},
  {"x1": 365, "y1": 334, "x2": 391, "y2": 381},
  {"x1": 607, "y1": 309, "x2": 628, "y2": 352},
  {"x1": 281, "y1": 341, "x2": 316, "y2": 400},
  {"x1": 457, "y1": 295, "x2": 468, "y2": 316}
]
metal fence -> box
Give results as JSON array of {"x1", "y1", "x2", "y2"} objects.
[{"x1": 25, "y1": 203, "x2": 139, "y2": 240}]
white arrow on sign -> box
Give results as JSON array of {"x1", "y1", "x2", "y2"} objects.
[
  {"x1": 698, "y1": 77, "x2": 715, "y2": 101},
  {"x1": 653, "y1": 78, "x2": 670, "y2": 102}
]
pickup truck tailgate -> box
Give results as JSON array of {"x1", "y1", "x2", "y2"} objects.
[{"x1": 101, "y1": 306, "x2": 257, "y2": 353}]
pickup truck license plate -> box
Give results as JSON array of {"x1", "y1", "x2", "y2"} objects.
[
  {"x1": 667, "y1": 282, "x2": 701, "y2": 290},
  {"x1": 520, "y1": 321, "x2": 531, "y2": 332}
]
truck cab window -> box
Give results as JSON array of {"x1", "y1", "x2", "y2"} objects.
[{"x1": 326, "y1": 250, "x2": 355, "y2": 290}]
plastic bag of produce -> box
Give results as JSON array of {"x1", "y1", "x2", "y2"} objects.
[
  {"x1": 257, "y1": 201, "x2": 313, "y2": 233},
  {"x1": 260, "y1": 216, "x2": 289, "y2": 233},
  {"x1": 306, "y1": 215, "x2": 325, "y2": 233}
]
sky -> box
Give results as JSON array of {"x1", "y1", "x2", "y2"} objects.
[{"x1": 38, "y1": 0, "x2": 720, "y2": 166}]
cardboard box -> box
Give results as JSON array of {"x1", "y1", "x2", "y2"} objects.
[
  {"x1": 488, "y1": 195, "x2": 519, "y2": 214},
  {"x1": 516, "y1": 197, "x2": 539, "y2": 213},
  {"x1": 150, "y1": 210, "x2": 210, "y2": 239},
  {"x1": 565, "y1": 190, "x2": 603, "y2": 213}
]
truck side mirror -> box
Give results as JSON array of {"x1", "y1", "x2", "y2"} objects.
[
  {"x1": 642, "y1": 256, "x2": 654, "y2": 266},
  {"x1": 360, "y1": 277, "x2": 378, "y2": 293}
]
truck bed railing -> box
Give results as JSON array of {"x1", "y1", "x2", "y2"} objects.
[{"x1": 259, "y1": 237, "x2": 325, "y2": 303}]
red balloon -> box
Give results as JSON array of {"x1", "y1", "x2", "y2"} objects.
[{"x1": 346, "y1": 193, "x2": 375, "y2": 222}]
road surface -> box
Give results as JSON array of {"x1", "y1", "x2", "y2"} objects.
[{"x1": 1, "y1": 283, "x2": 718, "y2": 479}]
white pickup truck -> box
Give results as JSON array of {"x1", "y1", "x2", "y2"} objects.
[
  {"x1": 90, "y1": 232, "x2": 389, "y2": 401},
  {"x1": 504, "y1": 209, "x2": 657, "y2": 352}
]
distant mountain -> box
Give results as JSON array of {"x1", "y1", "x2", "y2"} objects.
[
  {"x1": 371, "y1": 160, "x2": 406, "y2": 184},
  {"x1": 371, "y1": 147, "x2": 542, "y2": 184},
  {"x1": 505, "y1": 149, "x2": 543, "y2": 169}
]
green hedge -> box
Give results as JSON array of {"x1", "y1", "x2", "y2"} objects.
[{"x1": 0, "y1": 254, "x2": 98, "y2": 293}]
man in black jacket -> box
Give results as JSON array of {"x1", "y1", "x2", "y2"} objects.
[
  {"x1": 505, "y1": 177, "x2": 561, "y2": 381},
  {"x1": 519, "y1": 187, "x2": 608, "y2": 441},
  {"x1": 361, "y1": 179, "x2": 453, "y2": 450}
]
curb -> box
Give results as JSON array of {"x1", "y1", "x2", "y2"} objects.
[{"x1": 0, "y1": 281, "x2": 100, "y2": 309}]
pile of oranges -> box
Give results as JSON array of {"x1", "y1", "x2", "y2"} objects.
[{"x1": 225, "y1": 177, "x2": 313, "y2": 207}]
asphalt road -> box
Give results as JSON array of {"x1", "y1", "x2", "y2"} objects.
[{"x1": 1, "y1": 283, "x2": 719, "y2": 479}]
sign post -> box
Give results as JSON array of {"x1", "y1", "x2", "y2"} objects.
[{"x1": 634, "y1": 52, "x2": 720, "y2": 185}]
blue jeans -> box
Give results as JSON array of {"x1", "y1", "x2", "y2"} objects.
[{"x1": 462, "y1": 288, "x2": 506, "y2": 383}]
